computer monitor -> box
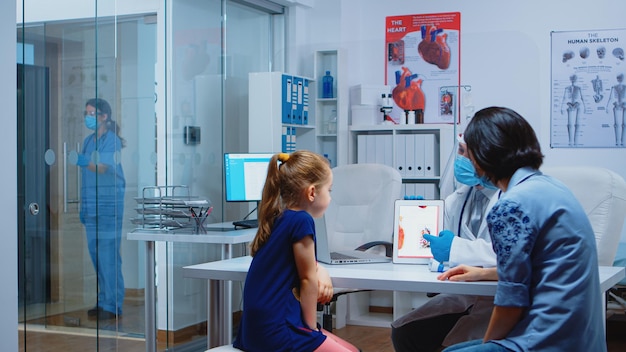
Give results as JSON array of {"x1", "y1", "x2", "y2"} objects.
[{"x1": 224, "y1": 152, "x2": 274, "y2": 202}]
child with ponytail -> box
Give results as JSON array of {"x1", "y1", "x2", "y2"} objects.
[{"x1": 233, "y1": 151, "x2": 359, "y2": 352}]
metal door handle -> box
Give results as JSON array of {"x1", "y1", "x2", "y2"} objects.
[
  {"x1": 63, "y1": 142, "x2": 81, "y2": 213},
  {"x1": 29, "y1": 203, "x2": 39, "y2": 216}
]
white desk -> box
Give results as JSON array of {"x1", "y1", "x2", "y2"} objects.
[
  {"x1": 127, "y1": 223, "x2": 256, "y2": 352},
  {"x1": 183, "y1": 255, "x2": 626, "y2": 348}
]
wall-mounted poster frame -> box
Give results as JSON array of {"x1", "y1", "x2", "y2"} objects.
[
  {"x1": 551, "y1": 28, "x2": 626, "y2": 148},
  {"x1": 385, "y1": 12, "x2": 461, "y2": 124}
]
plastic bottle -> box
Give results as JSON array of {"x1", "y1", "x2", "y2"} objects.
[
  {"x1": 408, "y1": 110, "x2": 416, "y2": 124},
  {"x1": 328, "y1": 109, "x2": 337, "y2": 134},
  {"x1": 323, "y1": 153, "x2": 333, "y2": 167},
  {"x1": 322, "y1": 71, "x2": 334, "y2": 98}
]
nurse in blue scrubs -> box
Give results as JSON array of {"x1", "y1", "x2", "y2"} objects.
[{"x1": 76, "y1": 98, "x2": 126, "y2": 320}]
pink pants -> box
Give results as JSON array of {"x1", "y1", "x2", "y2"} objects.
[{"x1": 314, "y1": 329, "x2": 360, "y2": 352}]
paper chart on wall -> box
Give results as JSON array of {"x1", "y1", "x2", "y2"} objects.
[
  {"x1": 550, "y1": 28, "x2": 626, "y2": 148},
  {"x1": 385, "y1": 12, "x2": 461, "y2": 124}
]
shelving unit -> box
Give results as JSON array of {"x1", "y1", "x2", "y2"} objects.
[
  {"x1": 247, "y1": 52, "x2": 347, "y2": 165},
  {"x1": 343, "y1": 290, "x2": 432, "y2": 328},
  {"x1": 349, "y1": 123, "x2": 455, "y2": 199},
  {"x1": 248, "y1": 72, "x2": 316, "y2": 153},
  {"x1": 313, "y1": 49, "x2": 347, "y2": 167}
]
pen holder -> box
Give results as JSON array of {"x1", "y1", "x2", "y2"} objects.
[{"x1": 190, "y1": 206, "x2": 213, "y2": 234}]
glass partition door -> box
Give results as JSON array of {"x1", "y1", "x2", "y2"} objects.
[
  {"x1": 159, "y1": 0, "x2": 280, "y2": 349},
  {"x1": 17, "y1": 3, "x2": 157, "y2": 350},
  {"x1": 18, "y1": 0, "x2": 282, "y2": 350}
]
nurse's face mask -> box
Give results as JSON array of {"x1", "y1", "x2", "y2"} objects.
[{"x1": 454, "y1": 155, "x2": 497, "y2": 190}]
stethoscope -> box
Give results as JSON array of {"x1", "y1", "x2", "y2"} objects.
[
  {"x1": 456, "y1": 171, "x2": 536, "y2": 236},
  {"x1": 457, "y1": 186, "x2": 473, "y2": 237}
]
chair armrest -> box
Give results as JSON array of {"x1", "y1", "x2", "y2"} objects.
[{"x1": 355, "y1": 241, "x2": 393, "y2": 258}]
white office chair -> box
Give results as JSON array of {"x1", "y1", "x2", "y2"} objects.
[
  {"x1": 543, "y1": 166, "x2": 626, "y2": 320},
  {"x1": 205, "y1": 345, "x2": 240, "y2": 351},
  {"x1": 324, "y1": 163, "x2": 403, "y2": 254},
  {"x1": 542, "y1": 166, "x2": 626, "y2": 266},
  {"x1": 319, "y1": 163, "x2": 403, "y2": 330}
]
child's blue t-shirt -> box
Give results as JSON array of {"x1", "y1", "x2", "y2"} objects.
[{"x1": 233, "y1": 209, "x2": 326, "y2": 352}]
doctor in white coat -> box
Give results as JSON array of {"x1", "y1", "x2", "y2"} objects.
[{"x1": 391, "y1": 135, "x2": 499, "y2": 352}]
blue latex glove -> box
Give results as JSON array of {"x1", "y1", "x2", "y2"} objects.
[
  {"x1": 77, "y1": 154, "x2": 90, "y2": 167},
  {"x1": 403, "y1": 195, "x2": 425, "y2": 200},
  {"x1": 422, "y1": 230, "x2": 454, "y2": 263}
]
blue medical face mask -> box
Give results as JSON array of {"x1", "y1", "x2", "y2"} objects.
[
  {"x1": 478, "y1": 174, "x2": 498, "y2": 190},
  {"x1": 454, "y1": 155, "x2": 479, "y2": 186},
  {"x1": 84, "y1": 115, "x2": 97, "y2": 130},
  {"x1": 454, "y1": 155, "x2": 498, "y2": 190}
]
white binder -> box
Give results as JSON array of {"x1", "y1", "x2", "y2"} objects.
[
  {"x1": 380, "y1": 134, "x2": 394, "y2": 167},
  {"x1": 357, "y1": 134, "x2": 367, "y2": 163},
  {"x1": 402, "y1": 183, "x2": 415, "y2": 198},
  {"x1": 423, "y1": 183, "x2": 437, "y2": 200},
  {"x1": 365, "y1": 134, "x2": 377, "y2": 163},
  {"x1": 413, "y1": 134, "x2": 425, "y2": 177},
  {"x1": 413, "y1": 183, "x2": 422, "y2": 198},
  {"x1": 405, "y1": 134, "x2": 415, "y2": 177},
  {"x1": 374, "y1": 135, "x2": 385, "y2": 166},
  {"x1": 395, "y1": 134, "x2": 406, "y2": 176},
  {"x1": 423, "y1": 134, "x2": 436, "y2": 177}
]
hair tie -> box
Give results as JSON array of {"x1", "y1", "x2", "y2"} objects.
[{"x1": 277, "y1": 153, "x2": 290, "y2": 163}]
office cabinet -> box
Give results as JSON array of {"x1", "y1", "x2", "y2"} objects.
[
  {"x1": 248, "y1": 72, "x2": 315, "y2": 153},
  {"x1": 351, "y1": 123, "x2": 455, "y2": 200}
]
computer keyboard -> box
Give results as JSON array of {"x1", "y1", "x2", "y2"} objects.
[
  {"x1": 232, "y1": 219, "x2": 258, "y2": 228},
  {"x1": 330, "y1": 252, "x2": 359, "y2": 260}
]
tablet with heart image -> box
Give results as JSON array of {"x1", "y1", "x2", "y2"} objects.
[{"x1": 392, "y1": 199, "x2": 444, "y2": 264}]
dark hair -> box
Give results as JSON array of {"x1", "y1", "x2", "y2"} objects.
[
  {"x1": 85, "y1": 98, "x2": 126, "y2": 147},
  {"x1": 464, "y1": 106, "x2": 543, "y2": 183},
  {"x1": 250, "y1": 150, "x2": 331, "y2": 256}
]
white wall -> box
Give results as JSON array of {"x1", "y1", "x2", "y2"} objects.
[
  {"x1": 17, "y1": 0, "x2": 158, "y2": 23},
  {"x1": 299, "y1": 0, "x2": 626, "y2": 241},
  {"x1": 3, "y1": 1, "x2": 17, "y2": 350}
]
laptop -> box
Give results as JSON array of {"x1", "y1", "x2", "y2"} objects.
[
  {"x1": 314, "y1": 216, "x2": 392, "y2": 265},
  {"x1": 392, "y1": 199, "x2": 445, "y2": 264}
]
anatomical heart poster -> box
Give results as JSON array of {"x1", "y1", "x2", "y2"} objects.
[
  {"x1": 385, "y1": 12, "x2": 461, "y2": 124},
  {"x1": 550, "y1": 28, "x2": 626, "y2": 148}
]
